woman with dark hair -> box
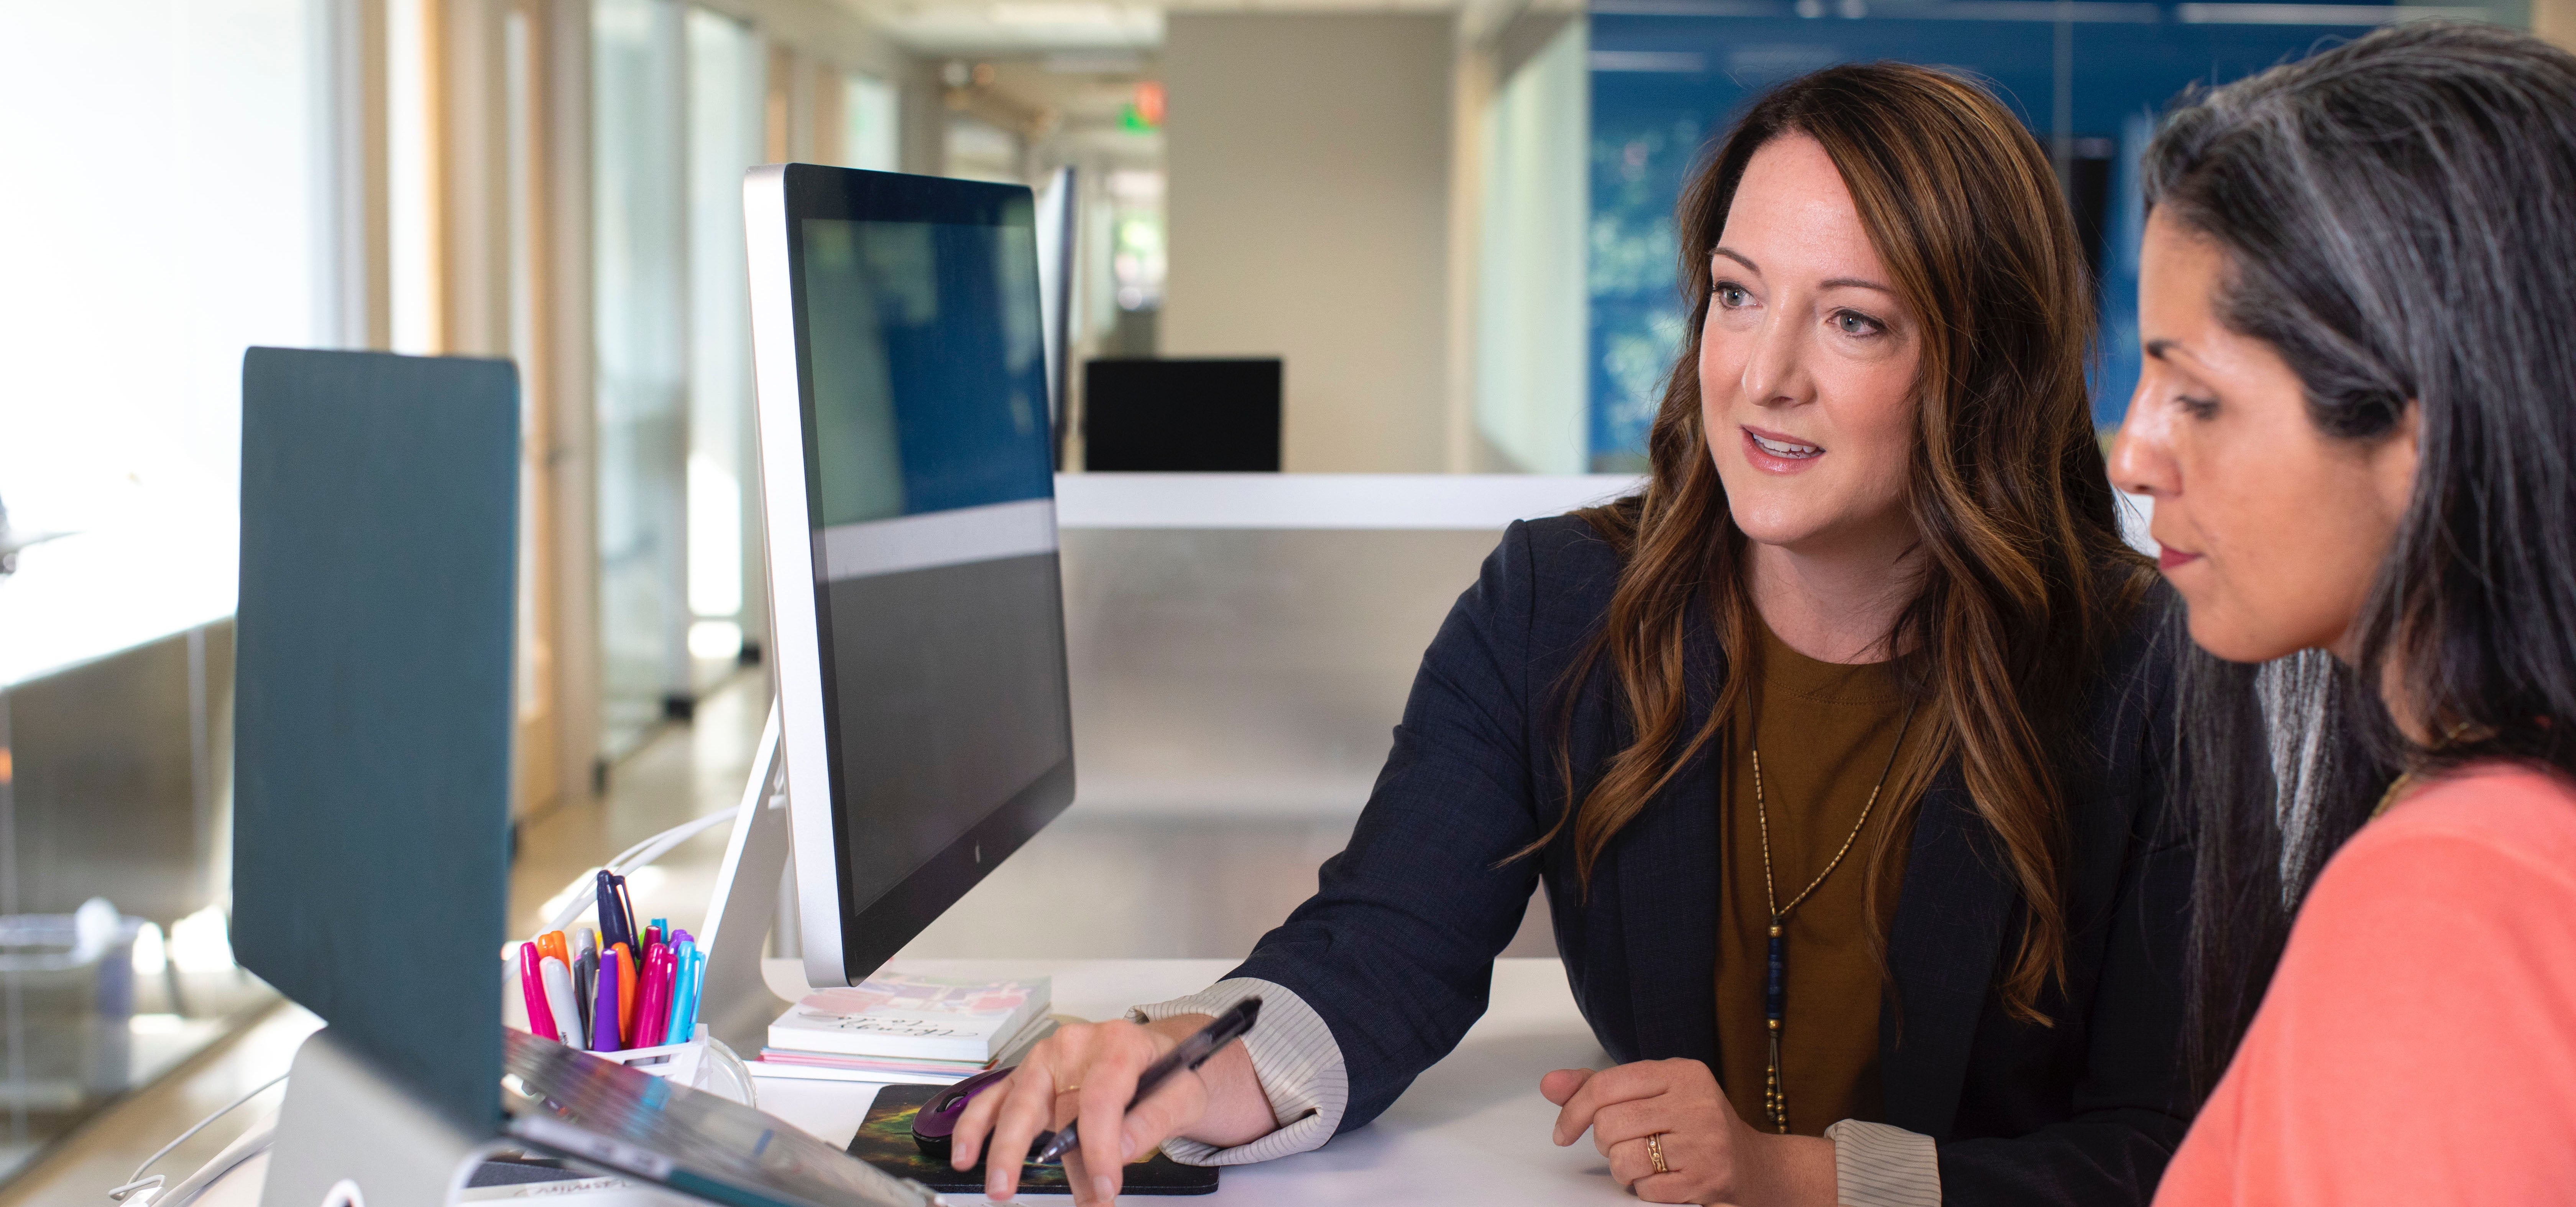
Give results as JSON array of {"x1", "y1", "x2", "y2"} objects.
[
  {"x1": 957, "y1": 64, "x2": 2192, "y2": 1207},
  {"x1": 2111, "y1": 21, "x2": 2576, "y2": 1205}
]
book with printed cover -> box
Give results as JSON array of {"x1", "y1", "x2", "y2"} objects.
[
  {"x1": 768, "y1": 972, "x2": 1050, "y2": 1062},
  {"x1": 753, "y1": 1018, "x2": 1061, "y2": 1085}
]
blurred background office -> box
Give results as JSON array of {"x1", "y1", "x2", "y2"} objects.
[{"x1": 0, "y1": 0, "x2": 2565, "y2": 1200}]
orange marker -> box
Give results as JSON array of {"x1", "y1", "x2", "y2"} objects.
[
  {"x1": 612, "y1": 941, "x2": 638, "y2": 1043},
  {"x1": 537, "y1": 930, "x2": 570, "y2": 969}
]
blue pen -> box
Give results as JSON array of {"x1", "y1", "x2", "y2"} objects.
[
  {"x1": 685, "y1": 947, "x2": 706, "y2": 1040},
  {"x1": 612, "y1": 874, "x2": 641, "y2": 950},
  {"x1": 664, "y1": 937, "x2": 694, "y2": 1042},
  {"x1": 675, "y1": 945, "x2": 705, "y2": 1042},
  {"x1": 594, "y1": 870, "x2": 629, "y2": 952}
]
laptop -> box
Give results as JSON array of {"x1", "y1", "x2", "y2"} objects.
[
  {"x1": 502, "y1": 1031, "x2": 940, "y2": 1207},
  {"x1": 233, "y1": 346, "x2": 941, "y2": 1207}
]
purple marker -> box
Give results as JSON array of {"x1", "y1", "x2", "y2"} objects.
[{"x1": 591, "y1": 954, "x2": 623, "y2": 1051}]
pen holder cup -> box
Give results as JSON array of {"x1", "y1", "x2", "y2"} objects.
[{"x1": 596, "y1": 1035, "x2": 757, "y2": 1108}]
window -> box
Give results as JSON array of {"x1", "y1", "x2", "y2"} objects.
[
  {"x1": 845, "y1": 71, "x2": 899, "y2": 172},
  {"x1": 0, "y1": 0, "x2": 335, "y2": 542}
]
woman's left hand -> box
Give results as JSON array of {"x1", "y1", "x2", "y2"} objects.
[{"x1": 1541, "y1": 1059, "x2": 1836, "y2": 1207}]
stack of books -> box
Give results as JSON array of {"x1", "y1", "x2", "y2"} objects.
[{"x1": 751, "y1": 971, "x2": 1055, "y2": 1086}]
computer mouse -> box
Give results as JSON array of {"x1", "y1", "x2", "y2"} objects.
[{"x1": 913, "y1": 1066, "x2": 1019, "y2": 1159}]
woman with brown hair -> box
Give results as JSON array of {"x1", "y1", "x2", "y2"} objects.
[{"x1": 955, "y1": 63, "x2": 2188, "y2": 1207}]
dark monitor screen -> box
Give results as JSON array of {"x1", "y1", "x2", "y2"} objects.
[
  {"x1": 1082, "y1": 357, "x2": 1283, "y2": 472},
  {"x1": 751, "y1": 165, "x2": 1076, "y2": 983}
]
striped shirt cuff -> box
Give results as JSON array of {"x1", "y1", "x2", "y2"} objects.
[
  {"x1": 1127, "y1": 978, "x2": 1347, "y2": 1166},
  {"x1": 1823, "y1": 1119, "x2": 1941, "y2": 1207}
]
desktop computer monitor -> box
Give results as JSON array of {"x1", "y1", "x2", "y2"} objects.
[{"x1": 744, "y1": 164, "x2": 1076, "y2": 989}]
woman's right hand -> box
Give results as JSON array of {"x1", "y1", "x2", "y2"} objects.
[{"x1": 948, "y1": 1013, "x2": 1275, "y2": 1205}]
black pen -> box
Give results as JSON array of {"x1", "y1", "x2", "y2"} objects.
[{"x1": 1029, "y1": 997, "x2": 1262, "y2": 1166}]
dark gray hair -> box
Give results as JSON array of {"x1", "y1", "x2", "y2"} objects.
[{"x1": 2144, "y1": 20, "x2": 2576, "y2": 1094}]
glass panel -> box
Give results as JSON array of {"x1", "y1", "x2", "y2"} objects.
[
  {"x1": 0, "y1": 10, "x2": 307, "y2": 1171},
  {"x1": 685, "y1": 7, "x2": 766, "y2": 673},
  {"x1": 594, "y1": 0, "x2": 690, "y2": 753},
  {"x1": 0, "y1": 629, "x2": 279, "y2": 1183},
  {"x1": 388, "y1": 0, "x2": 437, "y2": 355},
  {"x1": 844, "y1": 72, "x2": 900, "y2": 173}
]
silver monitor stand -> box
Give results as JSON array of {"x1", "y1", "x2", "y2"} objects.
[
  {"x1": 691, "y1": 701, "x2": 798, "y2": 1056},
  {"x1": 261, "y1": 1029, "x2": 503, "y2": 1207}
]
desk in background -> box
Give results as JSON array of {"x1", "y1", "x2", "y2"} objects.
[
  {"x1": 0, "y1": 520, "x2": 277, "y2": 1181},
  {"x1": 1048, "y1": 472, "x2": 1639, "y2": 823}
]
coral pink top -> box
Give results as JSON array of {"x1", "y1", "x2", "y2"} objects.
[{"x1": 2155, "y1": 765, "x2": 2576, "y2": 1206}]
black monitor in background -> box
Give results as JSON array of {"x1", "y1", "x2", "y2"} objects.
[{"x1": 1082, "y1": 357, "x2": 1282, "y2": 472}]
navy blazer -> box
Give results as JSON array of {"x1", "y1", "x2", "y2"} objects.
[{"x1": 1228, "y1": 514, "x2": 2191, "y2": 1205}]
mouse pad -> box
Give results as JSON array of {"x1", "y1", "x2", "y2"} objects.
[{"x1": 848, "y1": 1084, "x2": 1218, "y2": 1195}]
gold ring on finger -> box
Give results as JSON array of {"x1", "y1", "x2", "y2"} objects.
[{"x1": 1645, "y1": 1132, "x2": 1670, "y2": 1176}]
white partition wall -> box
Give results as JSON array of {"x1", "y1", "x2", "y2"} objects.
[
  {"x1": 1474, "y1": 20, "x2": 1590, "y2": 476},
  {"x1": 1162, "y1": 14, "x2": 1458, "y2": 473}
]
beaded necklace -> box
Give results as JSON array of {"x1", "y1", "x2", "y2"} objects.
[
  {"x1": 1748, "y1": 698, "x2": 1917, "y2": 1135},
  {"x1": 2369, "y1": 771, "x2": 2418, "y2": 822}
]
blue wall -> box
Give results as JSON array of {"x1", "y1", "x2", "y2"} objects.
[{"x1": 1585, "y1": 5, "x2": 2409, "y2": 467}]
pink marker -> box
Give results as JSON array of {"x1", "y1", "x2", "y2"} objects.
[{"x1": 517, "y1": 942, "x2": 559, "y2": 1041}]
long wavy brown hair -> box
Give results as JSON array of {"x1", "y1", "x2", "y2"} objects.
[{"x1": 1541, "y1": 64, "x2": 2152, "y2": 1023}]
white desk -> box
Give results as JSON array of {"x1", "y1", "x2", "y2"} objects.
[
  {"x1": 754, "y1": 957, "x2": 1626, "y2": 1204},
  {"x1": 0, "y1": 519, "x2": 238, "y2": 689},
  {"x1": 205, "y1": 957, "x2": 1625, "y2": 1205}
]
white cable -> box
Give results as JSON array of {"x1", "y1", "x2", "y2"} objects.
[
  {"x1": 542, "y1": 806, "x2": 741, "y2": 934},
  {"x1": 541, "y1": 703, "x2": 785, "y2": 941},
  {"x1": 107, "y1": 1071, "x2": 289, "y2": 1206},
  {"x1": 616, "y1": 809, "x2": 744, "y2": 879},
  {"x1": 148, "y1": 1121, "x2": 275, "y2": 1207}
]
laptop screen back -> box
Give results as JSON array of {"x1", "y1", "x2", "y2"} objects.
[{"x1": 232, "y1": 347, "x2": 517, "y2": 1129}]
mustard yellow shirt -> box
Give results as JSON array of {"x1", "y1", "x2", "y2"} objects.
[{"x1": 1714, "y1": 621, "x2": 1932, "y2": 1135}]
